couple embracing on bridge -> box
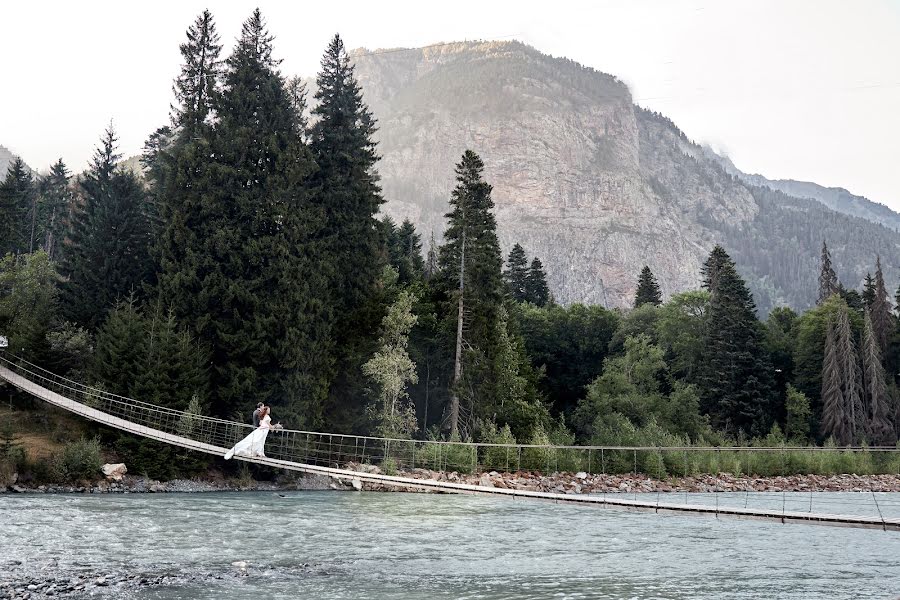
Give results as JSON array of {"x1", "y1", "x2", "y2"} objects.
[{"x1": 224, "y1": 402, "x2": 281, "y2": 460}]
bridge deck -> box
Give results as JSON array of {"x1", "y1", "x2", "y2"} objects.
[{"x1": 2, "y1": 363, "x2": 898, "y2": 531}]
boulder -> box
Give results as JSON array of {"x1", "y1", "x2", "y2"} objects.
[
  {"x1": 350, "y1": 478, "x2": 362, "y2": 491},
  {"x1": 575, "y1": 472, "x2": 588, "y2": 480},
  {"x1": 11, "y1": 485, "x2": 27, "y2": 493},
  {"x1": 102, "y1": 463, "x2": 127, "y2": 482}
]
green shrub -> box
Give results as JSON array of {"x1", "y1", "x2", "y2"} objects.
[
  {"x1": 381, "y1": 457, "x2": 398, "y2": 476},
  {"x1": 479, "y1": 422, "x2": 517, "y2": 472},
  {"x1": 521, "y1": 424, "x2": 556, "y2": 472},
  {"x1": 52, "y1": 437, "x2": 102, "y2": 483}
]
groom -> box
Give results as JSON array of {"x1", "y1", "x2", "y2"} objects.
[{"x1": 252, "y1": 402, "x2": 264, "y2": 428}]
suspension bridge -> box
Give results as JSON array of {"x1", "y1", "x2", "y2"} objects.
[{"x1": 1, "y1": 353, "x2": 899, "y2": 531}]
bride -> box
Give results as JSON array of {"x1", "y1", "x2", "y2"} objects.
[{"x1": 225, "y1": 406, "x2": 272, "y2": 460}]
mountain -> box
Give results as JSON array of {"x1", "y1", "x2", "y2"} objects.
[
  {"x1": 705, "y1": 149, "x2": 900, "y2": 232},
  {"x1": 338, "y1": 41, "x2": 900, "y2": 313},
  {"x1": 0, "y1": 145, "x2": 24, "y2": 178}
]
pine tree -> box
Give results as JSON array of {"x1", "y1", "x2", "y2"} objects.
[
  {"x1": 158, "y1": 11, "x2": 332, "y2": 422},
  {"x1": 439, "y1": 150, "x2": 505, "y2": 437},
  {"x1": 0, "y1": 158, "x2": 34, "y2": 255},
  {"x1": 310, "y1": 33, "x2": 384, "y2": 332},
  {"x1": 818, "y1": 240, "x2": 840, "y2": 305},
  {"x1": 383, "y1": 218, "x2": 424, "y2": 284},
  {"x1": 862, "y1": 310, "x2": 895, "y2": 445},
  {"x1": 633, "y1": 265, "x2": 662, "y2": 308},
  {"x1": 870, "y1": 256, "x2": 893, "y2": 358},
  {"x1": 699, "y1": 246, "x2": 775, "y2": 435},
  {"x1": 503, "y1": 243, "x2": 529, "y2": 302},
  {"x1": 424, "y1": 231, "x2": 438, "y2": 280},
  {"x1": 525, "y1": 257, "x2": 550, "y2": 307},
  {"x1": 398, "y1": 219, "x2": 424, "y2": 273},
  {"x1": 171, "y1": 9, "x2": 222, "y2": 134},
  {"x1": 61, "y1": 126, "x2": 152, "y2": 328},
  {"x1": 38, "y1": 159, "x2": 72, "y2": 261},
  {"x1": 862, "y1": 273, "x2": 876, "y2": 309},
  {"x1": 701, "y1": 245, "x2": 732, "y2": 292}
]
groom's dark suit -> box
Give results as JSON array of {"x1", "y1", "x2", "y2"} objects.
[{"x1": 252, "y1": 407, "x2": 261, "y2": 428}]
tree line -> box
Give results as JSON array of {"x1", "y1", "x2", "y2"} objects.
[{"x1": 2, "y1": 10, "x2": 899, "y2": 480}]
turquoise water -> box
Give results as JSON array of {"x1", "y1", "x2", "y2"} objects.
[{"x1": 1, "y1": 491, "x2": 899, "y2": 599}]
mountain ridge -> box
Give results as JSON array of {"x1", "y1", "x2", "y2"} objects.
[{"x1": 344, "y1": 40, "x2": 899, "y2": 312}]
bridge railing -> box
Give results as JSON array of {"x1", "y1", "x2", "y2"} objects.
[{"x1": 3, "y1": 353, "x2": 900, "y2": 478}]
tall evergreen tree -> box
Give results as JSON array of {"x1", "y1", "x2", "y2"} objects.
[
  {"x1": 61, "y1": 126, "x2": 152, "y2": 328},
  {"x1": 0, "y1": 158, "x2": 34, "y2": 256},
  {"x1": 439, "y1": 150, "x2": 505, "y2": 437},
  {"x1": 633, "y1": 265, "x2": 662, "y2": 308},
  {"x1": 862, "y1": 310, "x2": 895, "y2": 445},
  {"x1": 157, "y1": 10, "x2": 331, "y2": 421},
  {"x1": 820, "y1": 315, "x2": 849, "y2": 444},
  {"x1": 699, "y1": 246, "x2": 775, "y2": 435},
  {"x1": 504, "y1": 243, "x2": 529, "y2": 302},
  {"x1": 171, "y1": 9, "x2": 222, "y2": 134},
  {"x1": 818, "y1": 240, "x2": 839, "y2": 305},
  {"x1": 382, "y1": 217, "x2": 424, "y2": 284},
  {"x1": 310, "y1": 33, "x2": 384, "y2": 330},
  {"x1": 827, "y1": 302, "x2": 866, "y2": 444},
  {"x1": 38, "y1": 159, "x2": 72, "y2": 261},
  {"x1": 525, "y1": 257, "x2": 550, "y2": 307},
  {"x1": 870, "y1": 256, "x2": 893, "y2": 358},
  {"x1": 862, "y1": 273, "x2": 876, "y2": 309},
  {"x1": 701, "y1": 244, "x2": 731, "y2": 292},
  {"x1": 424, "y1": 231, "x2": 438, "y2": 280}
]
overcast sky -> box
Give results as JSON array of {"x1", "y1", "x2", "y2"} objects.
[{"x1": 2, "y1": 0, "x2": 899, "y2": 209}]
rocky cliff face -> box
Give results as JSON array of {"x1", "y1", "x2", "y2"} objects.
[
  {"x1": 0, "y1": 145, "x2": 22, "y2": 179},
  {"x1": 344, "y1": 41, "x2": 900, "y2": 311}
]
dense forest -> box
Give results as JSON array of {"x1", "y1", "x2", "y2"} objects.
[{"x1": 2, "y1": 10, "x2": 900, "y2": 480}]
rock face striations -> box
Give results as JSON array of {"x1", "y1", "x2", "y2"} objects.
[{"x1": 343, "y1": 41, "x2": 900, "y2": 312}]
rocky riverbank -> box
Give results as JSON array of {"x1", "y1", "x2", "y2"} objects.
[
  {"x1": 344, "y1": 464, "x2": 900, "y2": 494},
  {"x1": 5, "y1": 465, "x2": 900, "y2": 496}
]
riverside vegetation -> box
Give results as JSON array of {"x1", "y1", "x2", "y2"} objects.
[{"x1": 2, "y1": 10, "x2": 900, "y2": 490}]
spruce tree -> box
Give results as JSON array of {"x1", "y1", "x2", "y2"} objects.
[
  {"x1": 699, "y1": 246, "x2": 775, "y2": 435},
  {"x1": 862, "y1": 310, "x2": 895, "y2": 445},
  {"x1": 870, "y1": 256, "x2": 893, "y2": 357},
  {"x1": 158, "y1": 10, "x2": 331, "y2": 422},
  {"x1": 525, "y1": 257, "x2": 551, "y2": 307},
  {"x1": 310, "y1": 33, "x2": 384, "y2": 335},
  {"x1": 0, "y1": 158, "x2": 34, "y2": 255},
  {"x1": 397, "y1": 219, "x2": 424, "y2": 275},
  {"x1": 634, "y1": 265, "x2": 662, "y2": 308},
  {"x1": 38, "y1": 159, "x2": 72, "y2": 261},
  {"x1": 424, "y1": 231, "x2": 438, "y2": 280},
  {"x1": 171, "y1": 9, "x2": 222, "y2": 134},
  {"x1": 439, "y1": 150, "x2": 505, "y2": 437},
  {"x1": 862, "y1": 273, "x2": 876, "y2": 309},
  {"x1": 504, "y1": 243, "x2": 529, "y2": 302},
  {"x1": 61, "y1": 126, "x2": 152, "y2": 328},
  {"x1": 701, "y1": 244, "x2": 731, "y2": 292},
  {"x1": 818, "y1": 240, "x2": 840, "y2": 304}
]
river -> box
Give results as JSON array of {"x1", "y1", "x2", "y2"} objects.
[{"x1": 1, "y1": 491, "x2": 899, "y2": 599}]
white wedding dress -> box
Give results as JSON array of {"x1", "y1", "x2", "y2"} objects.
[{"x1": 224, "y1": 414, "x2": 271, "y2": 460}]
